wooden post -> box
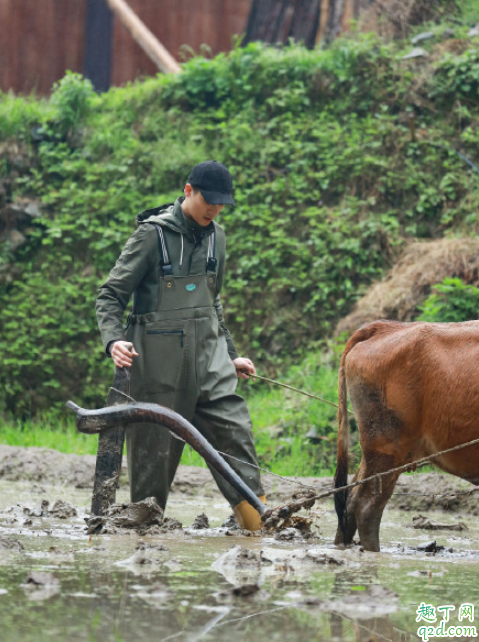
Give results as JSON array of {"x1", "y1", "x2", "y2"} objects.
[
  {"x1": 104, "y1": 0, "x2": 181, "y2": 74},
  {"x1": 316, "y1": 0, "x2": 329, "y2": 46},
  {"x1": 84, "y1": 0, "x2": 114, "y2": 92},
  {"x1": 90, "y1": 367, "x2": 128, "y2": 515}
]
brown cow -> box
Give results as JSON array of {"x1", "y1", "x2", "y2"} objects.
[{"x1": 334, "y1": 319, "x2": 479, "y2": 552}]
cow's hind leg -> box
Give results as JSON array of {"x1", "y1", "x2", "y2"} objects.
[
  {"x1": 356, "y1": 473, "x2": 400, "y2": 552},
  {"x1": 349, "y1": 455, "x2": 401, "y2": 552},
  {"x1": 334, "y1": 480, "x2": 358, "y2": 546}
]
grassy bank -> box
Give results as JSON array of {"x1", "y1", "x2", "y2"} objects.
[
  {"x1": 0, "y1": 350, "x2": 342, "y2": 477},
  {"x1": 3, "y1": 5, "x2": 479, "y2": 417}
]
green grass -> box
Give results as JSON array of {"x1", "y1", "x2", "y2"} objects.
[
  {"x1": 0, "y1": 414, "x2": 97, "y2": 455},
  {"x1": 245, "y1": 348, "x2": 343, "y2": 477},
  {"x1": 0, "y1": 411, "x2": 337, "y2": 478},
  {"x1": 0, "y1": 356, "x2": 440, "y2": 482},
  {"x1": 0, "y1": 349, "x2": 343, "y2": 478},
  {"x1": 0, "y1": 339, "x2": 343, "y2": 477}
]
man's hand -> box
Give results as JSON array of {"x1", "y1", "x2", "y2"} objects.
[
  {"x1": 110, "y1": 341, "x2": 139, "y2": 368},
  {"x1": 233, "y1": 357, "x2": 257, "y2": 380}
]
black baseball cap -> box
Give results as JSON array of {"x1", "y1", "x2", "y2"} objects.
[{"x1": 188, "y1": 160, "x2": 235, "y2": 206}]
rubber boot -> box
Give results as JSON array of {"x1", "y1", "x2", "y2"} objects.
[{"x1": 233, "y1": 495, "x2": 267, "y2": 531}]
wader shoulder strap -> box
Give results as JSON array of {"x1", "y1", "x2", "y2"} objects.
[
  {"x1": 207, "y1": 228, "x2": 217, "y2": 274},
  {"x1": 150, "y1": 222, "x2": 216, "y2": 276},
  {"x1": 151, "y1": 223, "x2": 173, "y2": 276}
]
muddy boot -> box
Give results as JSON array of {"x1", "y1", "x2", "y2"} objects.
[{"x1": 233, "y1": 495, "x2": 267, "y2": 531}]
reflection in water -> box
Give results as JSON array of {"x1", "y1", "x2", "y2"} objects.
[
  {"x1": 328, "y1": 571, "x2": 395, "y2": 642},
  {"x1": 329, "y1": 612, "x2": 418, "y2": 642},
  {"x1": 1, "y1": 481, "x2": 479, "y2": 641}
]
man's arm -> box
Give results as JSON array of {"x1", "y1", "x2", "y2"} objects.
[
  {"x1": 96, "y1": 224, "x2": 156, "y2": 353},
  {"x1": 212, "y1": 223, "x2": 256, "y2": 377},
  {"x1": 214, "y1": 295, "x2": 257, "y2": 378},
  {"x1": 214, "y1": 294, "x2": 239, "y2": 361}
]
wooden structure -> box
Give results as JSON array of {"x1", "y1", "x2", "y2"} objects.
[
  {"x1": 1, "y1": 0, "x2": 368, "y2": 96},
  {"x1": 84, "y1": 0, "x2": 114, "y2": 92},
  {"x1": 103, "y1": 0, "x2": 181, "y2": 75},
  {"x1": 244, "y1": 0, "x2": 450, "y2": 46},
  {"x1": 243, "y1": 0, "x2": 360, "y2": 47},
  {"x1": 0, "y1": 0, "x2": 251, "y2": 95}
]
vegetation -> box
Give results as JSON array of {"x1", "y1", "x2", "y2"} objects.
[
  {"x1": 417, "y1": 277, "x2": 479, "y2": 322},
  {"x1": 1, "y1": 3, "x2": 479, "y2": 476},
  {"x1": 0, "y1": 350, "x2": 341, "y2": 477}
]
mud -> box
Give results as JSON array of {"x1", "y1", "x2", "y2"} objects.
[
  {"x1": 191, "y1": 512, "x2": 210, "y2": 529},
  {"x1": 1, "y1": 445, "x2": 479, "y2": 641},
  {"x1": 2, "y1": 444, "x2": 478, "y2": 510},
  {"x1": 85, "y1": 497, "x2": 165, "y2": 534},
  {"x1": 412, "y1": 514, "x2": 469, "y2": 531},
  {"x1": 0, "y1": 535, "x2": 23, "y2": 551}
]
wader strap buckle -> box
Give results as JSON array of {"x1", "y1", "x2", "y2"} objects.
[
  {"x1": 207, "y1": 257, "x2": 217, "y2": 273},
  {"x1": 152, "y1": 224, "x2": 173, "y2": 276}
]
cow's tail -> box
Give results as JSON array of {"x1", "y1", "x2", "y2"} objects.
[
  {"x1": 334, "y1": 322, "x2": 385, "y2": 536},
  {"x1": 334, "y1": 346, "x2": 351, "y2": 535}
]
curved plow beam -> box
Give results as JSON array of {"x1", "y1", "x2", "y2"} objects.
[{"x1": 66, "y1": 400, "x2": 266, "y2": 518}]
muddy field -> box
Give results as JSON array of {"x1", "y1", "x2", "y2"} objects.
[
  {"x1": 2, "y1": 444, "x2": 479, "y2": 511},
  {"x1": 1, "y1": 445, "x2": 479, "y2": 642}
]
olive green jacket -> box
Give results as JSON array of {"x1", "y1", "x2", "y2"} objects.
[{"x1": 96, "y1": 198, "x2": 239, "y2": 360}]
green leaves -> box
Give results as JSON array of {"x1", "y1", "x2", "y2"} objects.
[
  {"x1": 0, "y1": 270, "x2": 111, "y2": 416},
  {"x1": 431, "y1": 47, "x2": 479, "y2": 107},
  {"x1": 48, "y1": 71, "x2": 96, "y2": 139},
  {"x1": 417, "y1": 277, "x2": 479, "y2": 323},
  {"x1": 2, "y1": 28, "x2": 479, "y2": 416}
]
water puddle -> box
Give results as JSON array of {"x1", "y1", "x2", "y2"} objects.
[{"x1": 0, "y1": 480, "x2": 478, "y2": 641}]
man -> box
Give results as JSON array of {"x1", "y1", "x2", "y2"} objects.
[{"x1": 96, "y1": 161, "x2": 266, "y2": 529}]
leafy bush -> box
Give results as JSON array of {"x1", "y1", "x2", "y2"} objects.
[
  {"x1": 431, "y1": 48, "x2": 479, "y2": 107},
  {"x1": 161, "y1": 36, "x2": 399, "y2": 117},
  {"x1": 417, "y1": 277, "x2": 479, "y2": 322},
  {"x1": 48, "y1": 71, "x2": 96, "y2": 139},
  {"x1": 2, "y1": 30, "x2": 479, "y2": 417}
]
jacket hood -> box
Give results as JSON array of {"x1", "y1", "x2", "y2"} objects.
[{"x1": 136, "y1": 198, "x2": 215, "y2": 241}]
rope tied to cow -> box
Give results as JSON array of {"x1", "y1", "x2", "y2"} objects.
[
  {"x1": 245, "y1": 372, "x2": 354, "y2": 414},
  {"x1": 107, "y1": 384, "x2": 479, "y2": 514},
  {"x1": 217, "y1": 446, "x2": 479, "y2": 499},
  {"x1": 259, "y1": 435, "x2": 479, "y2": 528},
  {"x1": 107, "y1": 381, "x2": 479, "y2": 526}
]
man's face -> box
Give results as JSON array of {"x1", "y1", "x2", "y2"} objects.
[{"x1": 182, "y1": 184, "x2": 225, "y2": 227}]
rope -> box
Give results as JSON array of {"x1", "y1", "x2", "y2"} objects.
[
  {"x1": 109, "y1": 377, "x2": 479, "y2": 509},
  {"x1": 109, "y1": 387, "x2": 136, "y2": 403},
  {"x1": 272, "y1": 434, "x2": 479, "y2": 516},
  {"x1": 216, "y1": 449, "x2": 479, "y2": 500},
  {"x1": 248, "y1": 372, "x2": 354, "y2": 415},
  {"x1": 108, "y1": 381, "x2": 337, "y2": 485},
  {"x1": 215, "y1": 449, "x2": 319, "y2": 490}
]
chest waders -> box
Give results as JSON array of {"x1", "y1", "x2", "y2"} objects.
[{"x1": 125, "y1": 223, "x2": 265, "y2": 524}]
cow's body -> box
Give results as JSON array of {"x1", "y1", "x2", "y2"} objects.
[{"x1": 334, "y1": 319, "x2": 479, "y2": 552}]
